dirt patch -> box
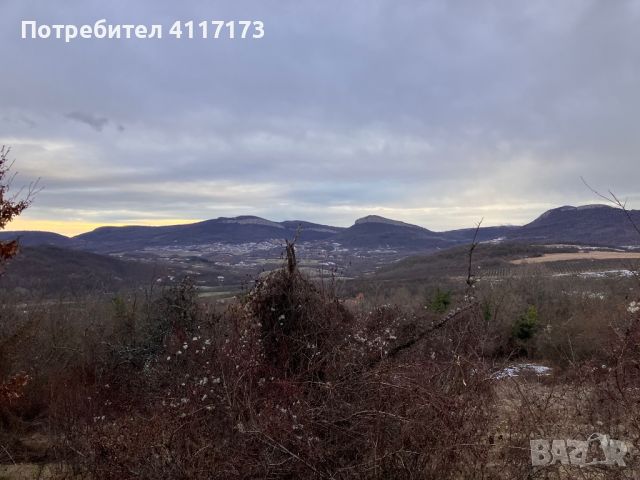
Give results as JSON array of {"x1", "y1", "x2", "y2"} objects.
[{"x1": 511, "y1": 251, "x2": 640, "y2": 264}]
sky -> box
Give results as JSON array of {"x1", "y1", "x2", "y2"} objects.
[{"x1": 2, "y1": 0, "x2": 640, "y2": 236}]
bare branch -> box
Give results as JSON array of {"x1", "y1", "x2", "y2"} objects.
[
  {"x1": 581, "y1": 176, "x2": 640, "y2": 239},
  {"x1": 466, "y1": 218, "x2": 483, "y2": 290}
]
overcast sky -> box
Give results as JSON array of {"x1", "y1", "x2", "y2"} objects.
[{"x1": 2, "y1": 0, "x2": 640, "y2": 236}]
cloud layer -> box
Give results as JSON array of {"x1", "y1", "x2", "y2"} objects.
[{"x1": 2, "y1": 0, "x2": 640, "y2": 235}]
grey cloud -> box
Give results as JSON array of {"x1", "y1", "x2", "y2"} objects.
[{"x1": 65, "y1": 111, "x2": 109, "y2": 132}]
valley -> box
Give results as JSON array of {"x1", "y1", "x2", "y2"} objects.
[{"x1": 3, "y1": 204, "x2": 640, "y2": 304}]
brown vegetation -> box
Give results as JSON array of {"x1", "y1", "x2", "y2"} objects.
[{"x1": 0, "y1": 234, "x2": 636, "y2": 478}]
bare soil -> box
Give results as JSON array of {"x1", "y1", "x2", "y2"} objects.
[{"x1": 511, "y1": 251, "x2": 640, "y2": 264}]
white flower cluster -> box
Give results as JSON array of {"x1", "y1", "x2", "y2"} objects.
[
  {"x1": 349, "y1": 325, "x2": 399, "y2": 357},
  {"x1": 629, "y1": 301, "x2": 640, "y2": 314}
]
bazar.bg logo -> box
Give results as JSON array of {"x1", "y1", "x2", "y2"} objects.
[{"x1": 530, "y1": 434, "x2": 630, "y2": 467}]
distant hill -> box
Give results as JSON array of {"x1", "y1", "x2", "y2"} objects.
[
  {"x1": 369, "y1": 242, "x2": 552, "y2": 282},
  {"x1": 280, "y1": 220, "x2": 344, "y2": 239},
  {"x1": 0, "y1": 231, "x2": 71, "y2": 247},
  {"x1": 443, "y1": 225, "x2": 521, "y2": 243},
  {"x1": 366, "y1": 240, "x2": 640, "y2": 286},
  {"x1": 511, "y1": 205, "x2": 640, "y2": 246},
  {"x1": 4, "y1": 204, "x2": 640, "y2": 255},
  {"x1": 335, "y1": 215, "x2": 454, "y2": 249},
  {"x1": 0, "y1": 245, "x2": 162, "y2": 296},
  {"x1": 73, "y1": 216, "x2": 343, "y2": 253}
]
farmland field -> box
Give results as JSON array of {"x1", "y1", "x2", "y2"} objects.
[{"x1": 511, "y1": 251, "x2": 640, "y2": 264}]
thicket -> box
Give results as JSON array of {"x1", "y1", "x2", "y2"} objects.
[{"x1": 0, "y1": 246, "x2": 503, "y2": 478}]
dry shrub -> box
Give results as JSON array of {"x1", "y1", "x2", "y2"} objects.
[
  {"x1": 243, "y1": 268, "x2": 352, "y2": 378},
  {"x1": 63, "y1": 262, "x2": 496, "y2": 479},
  {"x1": 0, "y1": 280, "x2": 212, "y2": 469},
  {"x1": 584, "y1": 310, "x2": 640, "y2": 454}
]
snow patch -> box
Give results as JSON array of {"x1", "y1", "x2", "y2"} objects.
[{"x1": 491, "y1": 363, "x2": 552, "y2": 380}]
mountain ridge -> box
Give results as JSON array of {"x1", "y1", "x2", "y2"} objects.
[{"x1": 2, "y1": 204, "x2": 640, "y2": 252}]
